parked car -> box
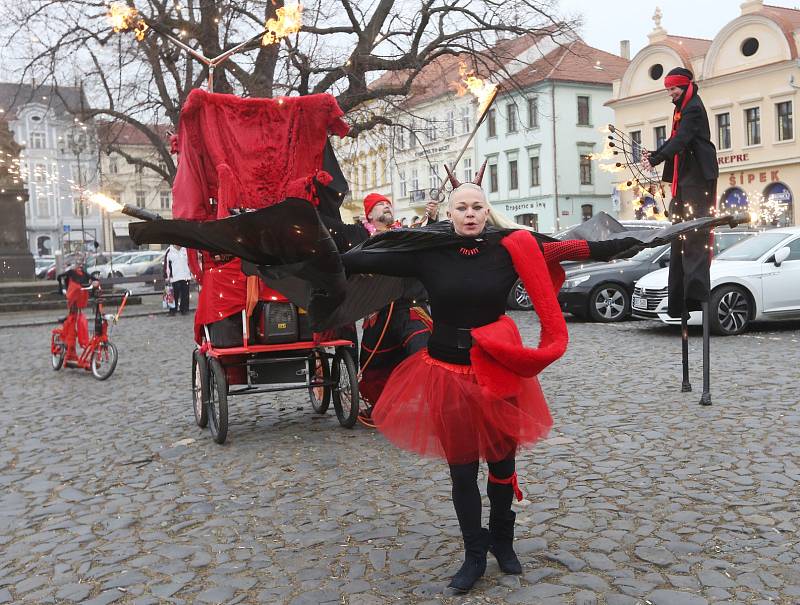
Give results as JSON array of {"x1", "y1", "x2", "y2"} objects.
[
  {"x1": 35, "y1": 257, "x2": 55, "y2": 279},
  {"x1": 91, "y1": 252, "x2": 139, "y2": 278},
  {"x1": 118, "y1": 251, "x2": 166, "y2": 277},
  {"x1": 632, "y1": 227, "x2": 800, "y2": 335},
  {"x1": 507, "y1": 219, "x2": 670, "y2": 311}
]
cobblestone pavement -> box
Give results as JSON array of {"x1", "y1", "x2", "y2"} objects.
[{"x1": 1, "y1": 312, "x2": 799, "y2": 605}]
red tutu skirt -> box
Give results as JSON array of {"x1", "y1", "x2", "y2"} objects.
[{"x1": 372, "y1": 349, "x2": 553, "y2": 464}]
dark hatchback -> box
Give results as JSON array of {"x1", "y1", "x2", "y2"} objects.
[{"x1": 557, "y1": 245, "x2": 671, "y2": 322}]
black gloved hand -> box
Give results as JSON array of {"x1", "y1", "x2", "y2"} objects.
[{"x1": 587, "y1": 237, "x2": 642, "y2": 262}]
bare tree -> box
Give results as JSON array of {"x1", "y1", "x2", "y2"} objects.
[{"x1": 0, "y1": 0, "x2": 578, "y2": 181}]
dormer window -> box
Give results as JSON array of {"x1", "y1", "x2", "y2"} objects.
[
  {"x1": 741, "y1": 37, "x2": 759, "y2": 57},
  {"x1": 649, "y1": 64, "x2": 664, "y2": 80}
]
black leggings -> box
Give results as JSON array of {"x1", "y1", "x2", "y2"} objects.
[{"x1": 449, "y1": 455, "x2": 515, "y2": 532}]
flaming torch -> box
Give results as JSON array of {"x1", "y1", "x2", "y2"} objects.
[
  {"x1": 107, "y1": 2, "x2": 149, "y2": 41},
  {"x1": 426, "y1": 63, "x2": 500, "y2": 206},
  {"x1": 89, "y1": 192, "x2": 162, "y2": 221},
  {"x1": 262, "y1": 4, "x2": 304, "y2": 45}
]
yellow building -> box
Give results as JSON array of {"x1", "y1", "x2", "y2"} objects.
[{"x1": 608, "y1": 1, "x2": 799, "y2": 226}]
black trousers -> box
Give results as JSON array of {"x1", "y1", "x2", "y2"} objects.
[
  {"x1": 172, "y1": 280, "x2": 190, "y2": 314},
  {"x1": 449, "y1": 456, "x2": 515, "y2": 532},
  {"x1": 667, "y1": 181, "x2": 716, "y2": 317}
]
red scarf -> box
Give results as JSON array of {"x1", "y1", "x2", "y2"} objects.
[{"x1": 664, "y1": 75, "x2": 695, "y2": 197}]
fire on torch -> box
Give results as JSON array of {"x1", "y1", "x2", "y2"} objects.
[{"x1": 89, "y1": 192, "x2": 162, "y2": 222}]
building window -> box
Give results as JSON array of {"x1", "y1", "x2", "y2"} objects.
[
  {"x1": 409, "y1": 120, "x2": 417, "y2": 148},
  {"x1": 135, "y1": 163, "x2": 143, "y2": 175},
  {"x1": 425, "y1": 119, "x2": 437, "y2": 142},
  {"x1": 630, "y1": 130, "x2": 642, "y2": 162},
  {"x1": 745, "y1": 107, "x2": 761, "y2": 145},
  {"x1": 399, "y1": 170, "x2": 407, "y2": 197},
  {"x1": 463, "y1": 158, "x2": 472, "y2": 183},
  {"x1": 428, "y1": 164, "x2": 440, "y2": 190},
  {"x1": 489, "y1": 163, "x2": 498, "y2": 193},
  {"x1": 109, "y1": 157, "x2": 119, "y2": 174},
  {"x1": 654, "y1": 125, "x2": 667, "y2": 149},
  {"x1": 411, "y1": 168, "x2": 419, "y2": 191},
  {"x1": 582, "y1": 204, "x2": 594, "y2": 221},
  {"x1": 361, "y1": 165, "x2": 367, "y2": 189},
  {"x1": 160, "y1": 190, "x2": 171, "y2": 209},
  {"x1": 460, "y1": 105, "x2": 471, "y2": 134},
  {"x1": 372, "y1": 161, "x2": 378, "y2": 187},
  {"x1": 777, "y1": 101, "x2": 793, "y2": 141},
  {"x1": 508, "y1": 159, "x2": 518, "y2": 190},
  {"x1": 135, "y1": 190, "x2": 146, "y2": 208},
  {"x1": 29, "y1": 131, "x2": 46, "y2": 149},
  {"x1": 72, "y1": 194, "x2": 84, "y2": 217},
  {"x1": 447, "y1": 111, "x2": 455, "y2": 137},
  {"x1": 506, "y1": 103, "x2": 518, "y2": 134},
  {"x1": 487, "y1": 109, "x2": 497, "y2": 138},
  {"x1": 579, "y1": 154, "x2": 592, "y2": 185},
  {"x1": 716, "y1": 113, "x2": 731, "y2": 150},
  {"x1": 577, "y1": 96, "x2": 590, "y2": 126},
  {"x1": 528, "y1": 97, "x2": 539, "y2": 128},
  {"x1": 516, "y1": 213, "x2": 538, "y2": 230},
  {"x1": 529, "y1": 156, "x2": 540, "y2": 187}
]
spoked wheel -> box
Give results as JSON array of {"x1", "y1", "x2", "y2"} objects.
[
  {"x1": 91, "y1": 341, "x2": 118, "y2": 380},
  {"x1": 51, "y1": 331, "x2": 66, "y2": 370},
  {"x1": 192, "y1": 349, "x2": 209, "y2": 428},
  {"x1": 332, "y1": 347, "x2": 359, "y2": 428},
  {"x1": 308, "y1": 350, "x2": 331, "y2": 414},
  {"x1": 207, "y1": 358, "x2": 229, "y2": 444},
  {"x1": 711, "y1": 285, "x2": 751, "y2": 336}
]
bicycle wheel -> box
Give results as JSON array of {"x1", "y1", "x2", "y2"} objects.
[
  {"x1": 91, "y1": 341, "x2": 118, "y2": 380},
  {"x1": 207, "y1": 358, "x2": 229, "y2": 444},
  {"x1": 308, "y1": 350, "x2": 331, "y2": 414},
  {"x1": 51, "y1": 331, "x2": 66, "y2": 370},
  {"x1": 332, "y1": 347, "x2": 359, "y2": 428},
  {"x1": 192, "y1": 349, "x2": 209, "y2": 428}
]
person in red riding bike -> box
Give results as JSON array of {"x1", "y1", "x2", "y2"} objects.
[{"x1": 56, "y1": 260, "x2": 100, "y2": 359}]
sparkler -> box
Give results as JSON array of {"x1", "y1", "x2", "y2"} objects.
[{"x1": 88, "y1": 192, "x2": 162, "y2": 221}]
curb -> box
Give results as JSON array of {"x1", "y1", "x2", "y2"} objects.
[{"x1": 0, "y1": 308, "x2": 194, "y2": 330}]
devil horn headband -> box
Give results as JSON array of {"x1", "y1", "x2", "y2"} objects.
[{"x1": 444, "y1": 163, "x2": 462, "y2": 188}]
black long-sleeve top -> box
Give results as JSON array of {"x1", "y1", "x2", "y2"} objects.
[{"x1": 343, "y1": 231, "x2": 592, "y2": 364}]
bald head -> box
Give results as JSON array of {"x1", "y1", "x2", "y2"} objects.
[{"x1": 448, "y1": 183, "x2": 486, "y2": 209}]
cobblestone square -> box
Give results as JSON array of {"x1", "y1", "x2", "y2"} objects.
[{"x1": 1, "y1": 313, "x2": 799, "y2": 604}]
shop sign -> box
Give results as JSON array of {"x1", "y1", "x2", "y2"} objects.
[
  {"x1": 727, "y1": 169, "x2": 780, "y2": 187},
  {"x1": 505, "y1": 201, "x2": 547, "y2": 213},
  {"x1": 717, "y1": 153, "x2": 749, "y2": 165}
]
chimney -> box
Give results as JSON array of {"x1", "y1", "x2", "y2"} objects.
[{"x1": 620, "y1": 40, "x2": 631, "y2": 60}]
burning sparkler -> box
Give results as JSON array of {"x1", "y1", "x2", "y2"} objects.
[
  {"x1": 88, "y1": 192, "x2": 162, "y2": 221},
  {"x1": 262, "y1": 4, "x2": 303, "y2": 45},
  {"x1": 107, "y1": 2, "x2": 149, "y2": 41}
]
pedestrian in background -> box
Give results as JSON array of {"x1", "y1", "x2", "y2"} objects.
[{"x1": 164, "y1": 244, "x2": 192, "y2": 316}]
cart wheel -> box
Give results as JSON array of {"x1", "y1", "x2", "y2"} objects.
[
  {"x1": 192, "y1": 349, "x2": 209, "y2": 428},
  {"x1": 332, "y1": 347, "x2": 359, "y2": 428},
  {"x1": 207, "y1": 358, "x2": 229, "y2": 444},
  {"x1": 308, "y1": 350, "x2": 331, "y2": 414},
  {"x1": 91, "y1": 341, "x2": 118, "y2": 380},
  {"x1": 51, "y1": 331, "x2": 66, "y2": 371}
]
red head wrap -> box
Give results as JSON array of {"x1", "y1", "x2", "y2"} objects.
[
  {"x1": 664, "y1": 74, "x2": 692, "y2": 88},
  {"x1": 363, "y1": 192, "x2": 392, "y2": 218}
]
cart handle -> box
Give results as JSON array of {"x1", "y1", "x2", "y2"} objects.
[{"x1": 113, "y1": 290, "x2": 131, "y2": 324}]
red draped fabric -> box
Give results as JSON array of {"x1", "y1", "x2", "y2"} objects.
[{"x1": 168, "y1": 89, "x2": 349, "y2": 343}]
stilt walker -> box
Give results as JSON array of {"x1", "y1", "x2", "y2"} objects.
[{"x1": 643, "y1": 67, "x2": 719, "y2": 406}]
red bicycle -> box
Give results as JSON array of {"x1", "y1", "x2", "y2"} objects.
[{"x1": 50, "y1": 285, "x2": 130, "y2": 380}]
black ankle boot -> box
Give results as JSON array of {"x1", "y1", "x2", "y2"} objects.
[
  {"x1": 448, "y1": 527, "x2": 490, "y2": 592},
  {"x1": 489, "y1": 510, "x2": 522, "y2": 574}
]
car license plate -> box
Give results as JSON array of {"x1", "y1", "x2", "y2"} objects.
[{"x1": 632, "y1": 295, "x2": 647, "y2": 310}]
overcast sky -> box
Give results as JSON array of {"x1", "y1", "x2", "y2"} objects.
[{"x1": 557, "y1": 0, "x2": 800, "y2": 58}]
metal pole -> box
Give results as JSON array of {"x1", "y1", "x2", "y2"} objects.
[
  {"x1": 699, "y1": 300, "x2": 712, "y2": 406},
  {"x1": 681, "y1": 310, "x2": 691, "y2": 392}
]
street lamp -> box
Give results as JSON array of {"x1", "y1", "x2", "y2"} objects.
[{"x1": 61, "y1": 120, "x2": 89, "y2": 254}]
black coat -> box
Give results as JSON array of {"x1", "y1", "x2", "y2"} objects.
[{"x1": 649, "y1": 93, "x2": 718, "y2": 186}]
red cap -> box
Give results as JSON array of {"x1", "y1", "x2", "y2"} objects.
[{"x1": 363, "y1": 192, "x2": 391, "y2": 218}]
